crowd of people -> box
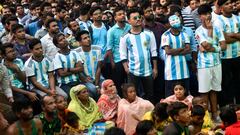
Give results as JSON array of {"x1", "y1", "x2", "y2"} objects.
[{"x1": 0, "y1": 0, "x2": 240, "y2": 134}]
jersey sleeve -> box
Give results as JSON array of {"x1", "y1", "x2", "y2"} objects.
[
  {"x1": 24, "y1": 60, "x2": 35, "y2": 77},
  {"x1": 161, "y1": 33, "x2": 170, "y2": 49},
  {"x1": 53, "y1": 55, "x2": 64, "y2": 70}
]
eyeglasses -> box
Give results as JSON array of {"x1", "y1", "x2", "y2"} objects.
[{"x1": 132, "y1": 15, "x2": 142, "y2": 20}]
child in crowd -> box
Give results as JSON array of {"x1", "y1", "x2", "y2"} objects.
[
  {"x1": 117, "y1": 83, "x2": 154, "y2": 135},
  {"x1": 189, "y1": 105, "x2": 206, "y2": 135},
  {"x1": 220, "y1": 106, "x2": 240, "y2": 135},
  {"x1": 163, "y1": 102, "x2": 191, "y2": 135},
  {"x1": 192, "y1": 96, "x2": 215, "y2": 133},
  {"x1": 135, "y1": 120, "x2": 157, "y2": 135},
  {"x1": 62, "y1": 110, "x2": 83, "y2": 134},
  {"x1": 161, "y1": 83, "x2": 193, "y2": 109},
  {"x1": 55, "y1": 95, "x2": 68, "y2": 127},
  {"x1": 142, "y1": 102, "x2": 172, "y2": 133}
]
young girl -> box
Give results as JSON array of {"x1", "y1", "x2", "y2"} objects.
[
  {"x1": 117, "y1": 83, "x2": 154, "y2": 135},
  {"x1": 161, "y1": 82, "x2": 193, "y2": 108}
]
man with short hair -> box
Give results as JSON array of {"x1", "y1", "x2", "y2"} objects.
[
  {"x1": 37, "y1": 96, "x2": 61, "y2": 135},
  {"x1": 120, "y1": 8, "x2": 158, "y2": 103},
  {"x1": 66, "y1": 19, "x2": 81, "y2": 49},
  {"x1": 40, "y1": 18, "x2": 59, "y2": 60},
  {"x1": 214, "y1": 0, "x2": 240, "y2": 106},
  {"x1": 24, "y1": 38, "x2": 67, "y2": 98},
  {"x1": 107, "y1": 6, "x2": 131, "y2": 97},
  {"x1": 0, "y1": 15, "x2": 18, "y2": 44},
  {"x1": 6, "y1": 97, "x2": 43, "y2": 135}
]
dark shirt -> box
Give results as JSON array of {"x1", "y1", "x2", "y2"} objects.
[
  {"x1": 163, "y1": 122, "x2": 190, "y2": 135},
  {"x1": 37, "y1": 112, "x2": 61, "y2": 135},
  {"x1": 13, "y1": 40, "x2": 31, "y2": 62}
]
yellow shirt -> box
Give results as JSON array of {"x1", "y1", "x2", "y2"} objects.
[
  {"x1": 201, "y1": 111, "x2": 215, "y2": 133},
  {"x1": 143, "y1": 111, "x2": 172, "y2": 132}
]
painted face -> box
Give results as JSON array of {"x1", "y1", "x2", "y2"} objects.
[{"x1": 169, "y1": 15, "x2": 182, "y2": 29}]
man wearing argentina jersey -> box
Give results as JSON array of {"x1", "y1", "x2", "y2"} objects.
[
  {"x1": 161, "y1": 15, "x2": 191, "y2": 97},
  {"x1": 24, "y1": 38, "x2": 67, "y2": 98},
  {"x1": 75, "y1": 4, "x2": 92, "y2": 31},
  {"x1": 75, "y1": 30, "x2": 104, "y2": 100},
  {"x1": 120, "y1": 8, "x2": 158, "y2": 103},
  {"x1": 214, "y1": 0, "x2": 240, "y2": 106},
  {"x1": 52, "y1": 33, "x2": 84, "y2": 96},
  {"x1": 196, "y1": 4, "x2": 226, "y2": 121},
  {"x1": 107, "y1": 6, "x2": 131, "y2": 97},
  {"x1": 1, "y1": 43, "x2": 39, "y2": 101}
]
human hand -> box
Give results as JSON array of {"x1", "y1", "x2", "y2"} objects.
[
  {"x1": 0, "y1": 117, "x2": 9, "y2": 130},
  {"x1": 152, "y1": 68, "x2": 158, "y2": 79},
  {"x1": 27, "y1": 92, "x2": 39, "y2": 101}
]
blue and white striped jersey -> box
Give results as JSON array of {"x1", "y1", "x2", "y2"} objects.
[
  {"x1": 120, "y1": 29, "x2": 157, "y2": 77},
  {"x1": 195, "y1": 26, "x2": 225, "y2": 69},
  {"x1": 91, "y1": 23, "x2": 108, "y2": 55},
  {"x1": 214, "y1": 14, "x2": 240, "y2": 59},
  {"x1": 161, "y1": 30, "x2": 190, "y2": 80},
  {"x1": 53, "y1": 51, "x2": 82, "y2": 85},
  {"x1": 24, "y1": 56, "x2": 53, "y2": 89},
  {"x1": 4, "y1": 58, "x2": 25, "y2": 89},
  {"x1": 75, "y1": 45, "x2": 103, "y2": 80}
]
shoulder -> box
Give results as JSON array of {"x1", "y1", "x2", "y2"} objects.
[
  {"x1": 6, "y1": 122, "x2": 18, "y2": 135},
  {"x1": 91, "y1": 45, "x2": 102, "y2": 51},
  {"x1": 121, "y1": 31, "x2": 130, "y2": 38},
  {"x1": 25, "y1": 57, "x2": 34, "y2": 67},
  {"x1": 34, "y1": 118, "x2": 42, "y2": 127}
]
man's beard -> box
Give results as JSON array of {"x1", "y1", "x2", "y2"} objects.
[{"x1": 145, "y1": 14, "x2": 155, "y2": 22}]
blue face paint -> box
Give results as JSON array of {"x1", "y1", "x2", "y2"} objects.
[{"x1": 169, "y1": 15, "x2": 182, "y2": 29}]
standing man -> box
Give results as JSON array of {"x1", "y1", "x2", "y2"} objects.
[
  {"x1": 196, "y1": 4, "x2": 226, "y2": 121},
  {"x1": 142, "y1": 1, "x2": 167, "y2": 101},
  {"x1": 120, "y1": 8, "x2": 158, "y2": 103},
  {"x1": 214, "y1": 0, "x2": 240, "y2": 106},
  {"x1": 107, "y1": 6, "x2": 131, "y2": 97},
  {"x1": 161, "y1": 15, "x2": 191, "y2": 97}
]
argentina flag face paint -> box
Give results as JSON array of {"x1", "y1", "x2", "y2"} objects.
[{"x1": 169, "y1": 15, "x2": 182, "y2": 29}]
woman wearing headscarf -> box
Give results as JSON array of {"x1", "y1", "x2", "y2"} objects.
[
  {"x1": 67, "y1": 84, "x2": 102, "y2": 130},
  {"x1": 97, "y1": 79, "x2": 121, "y2": 122}
]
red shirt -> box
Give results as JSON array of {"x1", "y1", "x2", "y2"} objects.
[{"x1": 225, "y1": 121, "x2": 240, "y2": 135}]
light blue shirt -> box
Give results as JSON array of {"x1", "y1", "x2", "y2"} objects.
[
  {"x1": 195, "y1": 25, "x2": 225, "y2": 69},
  {"x1": 120, "y1": 29, "x2": 157, "y2": 77},
  {"x1": 161, "y1": 30, "x2": 190, "y2": 80},
  {"x1": 53, "y1": 51, "x2": 82, "y2": 85},
  {"x1": 182, "y1": 26, "x2": 197, "y2": 61},
  {"x1": 24, "y1": 56, "x2": 53, "y2": 89},
  {"x1": 107, "y1": 23, "x2": 131, "y2": 63}
]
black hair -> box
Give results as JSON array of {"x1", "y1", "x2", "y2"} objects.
[
  {"x1": 79, "y1": 4, "x2": 91, "y2": 16},
  {"x1": 40, "y1": 2, "x2": 51, "y2": 12},
  {"x1": 168, "y1": 4, "x2": 183, "y2": 17},
  {"x1": 16, "y1": 4, "x2": 23, "y2": 9},
  {"x1": 141, "y1": 0, "x2": 152, "y2": 11},
  {"x1": 89, "y1": 6, "x2": 102, "y2": 16},
  {"x1": 29, "y1": 38, "x2": 41, "y2": 50},
  {"x1": 198, "y1": 4, "x2": 212, "y2": 15},
  {"x1": 45, "y1": 18, "x2": 57, "y2": 29},
  {"x1": 220, "y1": 106, "x2": 237, "y2": 126},
  {"x1": 167, "y1": 102, "x2": 188, "y2": 121},
  {"x1": 126, "y1": 7, "x2": 142, "y2": 20},
  {"x1": 53, "y1": 33, "x2": 65, "y2": 47},
  {"x1": 136, "y1": 120, "x2": 155, "y2": 135},
  {"x1": 67, "y1": 18, "x2": 77, "y2": 29},
  {"x1": 113, "y1": 6, "x2": 125, "y2": 17},
  {"x1": 153, "y1": 102, "x2": 169, "y2": 121},
  {"x1": 0, "y1": 43, "x2": 14, "y2": 55},
  {"x1": 191, "y1": 105, "x2": 205, "y2": 117},
  {"x1": 5, "y1": 15, "x2": 18, "y2": 25},
  {"x1": 12, "y1": 97, "x2": 32, "y2": 113},
  {"x1": 64, "y1": 111, "x2": 79, "y2": 127},
  {"x1": 121, "y1": 83, "x2": 135, "y2": 99},
  {"x1": 11, "y1": 24, "x2": 24, "y2": 33},
  {"x1": 217, "y1": 0, "x2": 229, "y2": 6},
  {"x1": 192, "y1": 96, "x2": 203, "y2": 106},
  {"x1": 153, "y1": 3, "x2": 163, "y2": 11},
  {"x1": 75, "y1": 30, "x2": 90, "y2": 41},
  {"x1": 30, "y1": 1, "x2": 42, "y2": 10},
  {"x1": 170, "y1": 0, "x2": 182, "y2": 6},
  {"x1": 104, "y1": 127, "x2": 126, "y2": 135}
]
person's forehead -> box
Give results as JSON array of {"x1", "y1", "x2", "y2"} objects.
[{"x1": 44, "y1": 96, "x2": 55, "y2": 104}]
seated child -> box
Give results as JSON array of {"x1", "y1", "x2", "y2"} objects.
[
  {"x1": 62, "y1": 110, "x2": 83, "y2": 134},
  {"x1": 189, "y1": 105, "x2": 205, "y2": 135},
  {"x1": 161, "y1": 83, "x2": 193, "y2": 109},
  {"x1": 220, "y1": 106, "x2": 240, "y2": 135},
  {"x1": 192, "y1": 96, "x2": 215, "y2": 133},
  {"x1": 143, "y1": 102, "x2": 172, "y2": 132},
  {"x1": 163, "y1": 102, "x2": 191, "y2": 135},
  {"x1": 135, "y1": 120, "x2": 158, "y2": 135}
]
